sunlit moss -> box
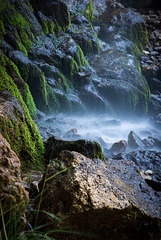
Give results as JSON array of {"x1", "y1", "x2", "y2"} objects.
[
  {"x1": 84, "y1": 2, "x2": 94, "y2": 23},
  {"x1": 0, "y1": 52, "x2": 44, "y2": 169}
]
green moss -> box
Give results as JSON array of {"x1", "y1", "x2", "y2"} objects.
[
  {"x1": 44, "y1": 138, "x2": 106, "y2": 162},
  {"x1": 84, "y1": 2, "x2": 94, "y2": 23},
  {"x1": 127, "y1": 23, "x2": 148, "y2": 51},
  {"x1": 74, "y1": 45, "x2": 89, "y2": 69},
  {"x1": 132, "y1": 94, "x2": 139, "y2": 112},
  {"x1": 0, "y1": 20, "x2": 5, "y2": 42},
  {"x1": 20, "y1": 31, "x2": 32, "y2": 51},
  {"x1": 0, "y1": 52, "x2": 44, "y2": 169},
  {"x1": 46, "y1": 84, "x2": 60, "y2": 112}
]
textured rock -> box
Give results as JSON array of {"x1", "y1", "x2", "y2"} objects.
[
  {"x1": 0, "y1": 90, "x2": 44, "y2": 168},
  {"x1": 0, "y1": 133, "x2": 29, "y2": 217},
  {"x1": 39, "y1": 150, "x2": 161, "y2": 239},
  {"x1": 128, "y1": 131, "x2": 145, "y2": 149},
  {"x1": 110, "y1": 140, "x2": 127, "y2": 154},
  {"x1": 44, "y1": 136, "x2": 105, "y2": 162},
  {"x1": 125, "y1": 150, "x2": 161, "y2": 191}
]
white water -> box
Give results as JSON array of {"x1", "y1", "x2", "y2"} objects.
[{"x1": 39, "y1": 115, "x2": 158, "y2": 149}]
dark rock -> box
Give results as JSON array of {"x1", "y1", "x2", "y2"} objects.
[
  {"x1": 63, "y1": 128, "x2": 81, "y2": 141},
  {"x1": 125, "y1": 150, "x2": 161, "y2": 191},
  {"x1": 39, "y1": 150, "x2": 161, "y2": 239},
  {"x1": 142, "y1": 137, "x2": 155, "y2": 149},
  {"x1": 110, "y1": 140, "x2": 127, "y2": 154},
  {"x1": 89, "y1": 49, "x2": 150, "y2": 115},
  {"x1": 71, "y1": 14, "x2": 90, "y2": 25},
  {"x1": 128, "y1": 131, "x2": 145, "y2": 150},
  {"x1": 9, "y1": 50, "x2": 50, "y2": 112},
  {"x1": 31, "y1": 0, "x2": 71, "y2": 31},
  {"x1": 44, "y1": 136, "x2": 106, "y2": 161},
  {"x1": 148, "y1": 135, "x2": 161, "y2": 149},
  {"x1": 147, "y1": 78, "x2": 161, "y2": 94}
]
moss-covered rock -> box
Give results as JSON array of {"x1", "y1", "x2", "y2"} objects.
[
  {"x1": 44, "y1": 136, "x2": 106, "y2": 162},
  {"x1": 84, "y1": 1, "x2": 94, "y2": 23},
  {"x1": 31, "y1": 0, "x2": 71, "y2": 32},
  {"x1": 0, "y1": 90, "x2": 44, "y2": 169}
]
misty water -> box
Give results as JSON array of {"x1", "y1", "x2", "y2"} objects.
[{"x1": 37, "y1": 114, "x2": 159, "y2": 153}]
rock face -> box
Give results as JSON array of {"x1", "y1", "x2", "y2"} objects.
[
  {"x1": 0, "y1": 133, "x2": 29, "y2": 224},
  {"x1": 39, "y1": 150, "x2": 161, "y2": 239},
  {"x1": 0, "y1": 0, "x2": 151, "y2": 117}
]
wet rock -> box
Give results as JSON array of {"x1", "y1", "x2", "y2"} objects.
[
  {"x1": 31, "y1": 0, "x2": 71, "y2": 31},
  {"x1": 98, "y1": 8, "x2": 147, "y2": 50},
  {"x1": 125, "y1": 150, "x2": 161, "y2": 191},
  {"x1": 89, "y1": 49, "x2": 150, "y2": 115},
  {"x1": 147, "y1": 78, "x2": 161, "y2": 94},
  {"x1": 63, "y1": 128, "x2": 81, "y2": 140},
  {"x1": 9, "y1": 50, "x2": 49, "y2": 112},
  {"x1": 71, "y1": 14, "x2": 90, "y2": 25},
  {"x1": 148, "y1": 135, "x2": 161, "y2": 149},
  {"x1": 36, "y1": 109, "x2": 46, "y2": 120},
  {"x1": 67, "y1": 24, "x2": 101, "y2": 55},
  {"x1": 142, "y1": 137, "x2": 155, "y2": 149},
  {"x1": 110, "y1": 140, "x2": 127, "y2": 154},
  {"x1": 128, "y1": 131, "x2": 145, "y2": 150},
  {"x1": 0, "y1": 133, "x2": 29, "y2": 218},
  {"x1": 44, "y1": 136, "x2": 105, "y2": 162},
  {"x1": 39, "y1": 150, "x2": 161, "y2": 239}
]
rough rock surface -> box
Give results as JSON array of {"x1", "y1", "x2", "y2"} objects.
[
  {"x1": 0, "y1": 90, "x2": 44, "y2": 168},
  {"x1": 128, "y1": 131, "x2": 145, "y2": 149},
  {"x1": 126, "y1": 150, "x2": 161, "y2": 191},
  {"x1": 0, "y1": 133, "x2": 29, "y2": 217},
  {"x1": 44, "y1": 136, "x2": 105, "y2": 162},
  {"x1": 39, "y1": 150, "x2": 161, "y2": 239}
]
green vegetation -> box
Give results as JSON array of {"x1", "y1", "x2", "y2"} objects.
[
  {"x1": 0, "y1": 52, "x2": 44, "y2": 169},
  {"x1": 44, "y1": 137, "x2": 106, "y2": 162},
  {"x1": 127, "y1": 23, "x2": 148, "y2": 52},
  {"x1": 84, "y1": 2, "x2": 94, "y2": 23}
]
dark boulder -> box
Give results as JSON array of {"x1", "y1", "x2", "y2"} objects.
[
  {"x1": 128, "y1": 131, "x2": 145, "y2": 150},
  {"x1": 44, "y1": 136, "x2": 106, "y2": 162}
]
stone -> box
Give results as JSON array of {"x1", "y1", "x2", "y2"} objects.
[
  {"x1": 0, "y1": 90, "x2": 44, "y2": 168},
  {"x1": 39, "y1": 150, "x2": 161, "y2": 239},
  {"x1": 110, "y1": 140, "x2": 127, "y2": 154},
  {"x1": 128, "y1": 131, "x2": 145, "y2": 150},
  {"x1": 44, "y1": 136, "x2": 106, "y2": 162},
  {"x1": 125, "y1": 150, "x2": 161, "y2": 191},
  {"x1": 0, "y1": 133, "x2": 29, "y2": 219}
]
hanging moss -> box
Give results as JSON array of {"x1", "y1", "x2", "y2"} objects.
[
  {"x1": 0, "y1": 53, "x2": 44, "y2": 169},
  {"x1": 74, "y1": 45, "x2": 89, "y2": 69},
  {"x1": 127, "y1": 23, "x2": 148, "y2": 51},
  {"x1": 0, "y1": 20, "x2": 5, "y2": 42},
  {"x1": 84, "y1": 2, "x2": 94, "y2": 23},
  {"x1": 3, "y1": 55, "x2": 37, "y2": 118}
]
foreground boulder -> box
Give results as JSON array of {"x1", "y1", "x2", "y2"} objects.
[
  {"x1": 39, "y1": 150, "x2": 161, "y2": 239},
  {"x1": 0, "y1": 133, "x2": 29, "y2": 233}
]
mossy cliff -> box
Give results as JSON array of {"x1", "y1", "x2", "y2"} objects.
[{"x1": 0, "y1": 0, "x2": 152, "y2": 167}]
